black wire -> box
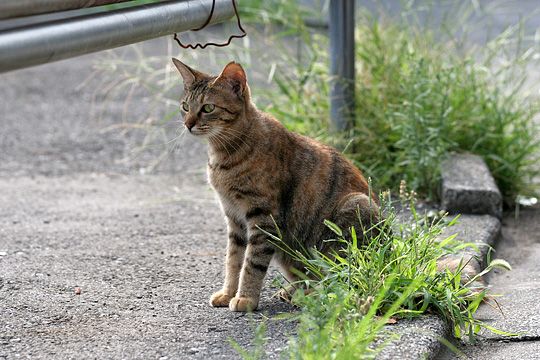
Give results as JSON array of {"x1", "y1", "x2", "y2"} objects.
[{"x1": 173, "y1": 0, "x2": 246, "y2": 50}]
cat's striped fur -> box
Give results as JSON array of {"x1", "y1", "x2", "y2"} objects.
[{"x1": 173, "y1": 59, "x2": 379, "y2": 311}]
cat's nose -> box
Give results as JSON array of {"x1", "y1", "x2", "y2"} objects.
[{"x1": 185, "y1": 120, "x2": 196, "y2": 132}]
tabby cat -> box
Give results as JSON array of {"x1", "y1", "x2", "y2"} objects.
[{"x1": 172, "y1": 58, "x2": 379, "y2": 312}]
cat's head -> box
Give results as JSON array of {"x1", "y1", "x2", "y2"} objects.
[{"x1": 172, "y1": 58, "x2": 250, "y2": 137}]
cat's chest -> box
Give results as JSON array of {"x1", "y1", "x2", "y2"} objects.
[
  {"x1": 207, "y1": 166, "x2": 255, "y2": 218},
  {"x1": 208, "y1": 165, "x2": 252, "y2": 194},
  {"x1": 207, "y1": 164, "x2": 268, "y2": 206}
]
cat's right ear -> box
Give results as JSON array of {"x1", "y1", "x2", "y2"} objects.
[{"x1": 172, "y1": 58, "x2": 199, "y2": 88}]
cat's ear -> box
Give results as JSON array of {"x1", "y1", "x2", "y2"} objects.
[
  {"x1": 171, "y1": 58, "x2": 203, "y2": 88},
  {"x1": 212, "y1": 61, "x2": 247, "y2": 96}
]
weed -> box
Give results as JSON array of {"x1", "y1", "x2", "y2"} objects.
[
  {"x1": 229, "y1": 320, "x2": 269, "y2": 360},
  {"x1": 92, "y1": 1, "x2": 540, "y2": 201},
  {"x1": 265, "y1": 7, "x2": 540, "y2": 203},
  {"x1": 231, "y1": 194, "x2": 511, "y2": 358}
]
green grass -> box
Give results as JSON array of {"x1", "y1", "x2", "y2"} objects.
[
  {"x1": 90, "y1": 2, "x2": 531, "y2": 356},
  {"x1": 92, "y1": 1, "x2": 540, "y2": 204},
  {"x1": 231, "y1": 192, "x2": 512, "y2": 358},
  {"x1": 259, "y1": 8, "x2": 540, "y2": 204}
]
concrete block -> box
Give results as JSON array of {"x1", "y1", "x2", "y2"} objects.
[
  {"x1": 440, "y1": 214, "x2": 501, "y2": 267},
  {"x1": 437, "y1": 214, "x2": 501, "y2": 287},
  {"x1": 376, "y1": 315, "x2": 448, "y2": 360},
  {"x1": 441, "y1": 153, "x2": 502, "y2": 219}
]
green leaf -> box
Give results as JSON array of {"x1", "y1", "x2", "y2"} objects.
[
  {"x1": 324, "y1": 220, "x2": 343, "y2": 237},
  {"x1": 481, "y1": 323, "x2": 520, "y2": 337}
]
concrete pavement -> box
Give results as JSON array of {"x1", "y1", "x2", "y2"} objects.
[
  {"x1": 0, "y1": 39, "x2": 295, "y2": 359},
  {"x1": 441, "y1": 206, "x2": 540, "y2": 359}
]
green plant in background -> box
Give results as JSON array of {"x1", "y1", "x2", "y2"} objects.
[
  {"x1": 93, "y1": 0, "x2": 540, "y2": 203},
  {"x1": 265, "y1": 10, "x2": 540, "y2": 203}
]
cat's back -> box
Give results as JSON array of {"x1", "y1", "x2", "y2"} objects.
[
  {"x1": 262, "y1": 114, "x2": 369, "y2": 196},
  {"x1": 258, "y1": 114, "x2": 374, "y2": 244},
  {"x1": 208, "y1": 110, "x2": 371, "y2": 229}
]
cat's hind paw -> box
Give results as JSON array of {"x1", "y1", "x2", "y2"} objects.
[
  {"x1": 229, "y1": 296, "x2": 258, "y2": 312},
  {"x1": 210, "y1": 290, "x2": 233, "y2": 307},
  {"x1": 277, "y1": 287, "x2": 294, "y2": 303}
]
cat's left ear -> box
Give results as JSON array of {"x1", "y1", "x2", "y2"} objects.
[
  {"x1": 212, "y1": 62, "x2": 247, "y2": 96},
  {"x1": 171, "y1": 58, "x2": 205, "y2": 89}
]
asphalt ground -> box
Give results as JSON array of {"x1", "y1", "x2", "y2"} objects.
[
  {"x1": 0, "y1": 38, "x2": 295, "y2": 359},
  {"x1": 2, "y1": 2, "x2": 540, "y2": 358}
]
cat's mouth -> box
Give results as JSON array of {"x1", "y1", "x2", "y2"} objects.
[
  {"x1": 189, "y1": 126, "x2": 211, "y2": 137},
  {"x1": 191, "y1": 131, "x2": 209, "y2": 137}
]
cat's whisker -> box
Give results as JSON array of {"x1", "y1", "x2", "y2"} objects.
[
  {"x1": 209, "y1": 127, "x2": 229, "y2": 147},
  {"x1": 219, "y1": 127, "x2": 251, "y2": 150},
  {"x1": 213, "y1": 131, "x2": 240, "y2": 155},
  {"x1": 166, "y1": 127, "x2": 186, "y2": 145},
  {"x1": 209, "y1": 129, "x2": 232, "y2": 158},
  {"x1": 218, "y1": 125, "x2": 247, "y2": 139},
  {"x1": 168, "y1": 126, "x2": 188, "y2": 154},
  {"x1": 218, "y1": 129, "x2": 245, "y2": 155},
  {"x1": 217, "y1": 131, "x2": 238, "y2": 158},
  {"x1": 215, "y1": 126, "x2": 251, "y2": 152}
]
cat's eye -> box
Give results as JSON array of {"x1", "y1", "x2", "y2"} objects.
[
  {"x1": 201, "y1": 104, "x2": 215, "y2": 113},
  {"x1": 181, "y1": 102, "x2": 189, "y2": 112}
]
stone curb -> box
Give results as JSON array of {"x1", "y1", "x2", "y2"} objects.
[
  {"x1": 438, "y1": 154, "x2": 503, "y2": 287},
  {"x1": 378, "y1": 154, "x2": 502, "y2": 359},
  {"x1": 441, "y1": 153, "x2": 503, "y2": 219}
]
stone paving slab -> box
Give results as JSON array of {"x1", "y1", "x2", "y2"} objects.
[
  {"x1": 472, "y1": 243, "x2": 540, "y2": 341},
  {"x1": 376, "y1": 316, "x2": 448, "y2": 360},
  {"x1": 438, "y1": 214, "x2": 501, "y2": 280},
  {"x1": 440, "y1": 207, "x2": 540, "y2": 358},
  {"x1": 441, "y1": 154, "x2": 502, "y2": 219},
  {"x1": 444, "y1": 341, "x2": 540, "y2": 360}
]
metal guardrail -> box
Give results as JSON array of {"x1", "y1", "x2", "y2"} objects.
[
  {"x1": 0, "y1": 0, "x2": 132, "y2": 19},
  {"x1": 0, "y1": 0, "x2": 235, "y2": 73}
]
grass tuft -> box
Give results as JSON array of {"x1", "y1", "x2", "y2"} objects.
[
  {"x1": 231, "y1": 192, "x2": 512, "y2": 358},
  {"x1": 92, "y1": 1, "x2": 540, "y2": 203},
  {"x1": 265, "y1": 10, "x2": 540, "y2": 203}
]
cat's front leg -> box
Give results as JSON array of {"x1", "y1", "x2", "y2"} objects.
[
  {"x1": 229, "y1": 212, "x2": 275, "y2": 312},
  {"x1": 210, "y1": 217, "x2": 247, "y2": 307}
]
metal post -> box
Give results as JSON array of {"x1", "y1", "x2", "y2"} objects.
[
  {"x1": 329, "y1": 0, "x2": 356, "y2": 131},
  {"x1": 0, "y1": 0, "x2": 235, "y2": 73}
]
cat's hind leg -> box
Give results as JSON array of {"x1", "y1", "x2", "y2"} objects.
[
  {"x1": 274, "y1": 259, "x2": 313, "y2": 303},
  {"x1": 332, "y1": 192, "x2": 380, "y2": 243}
]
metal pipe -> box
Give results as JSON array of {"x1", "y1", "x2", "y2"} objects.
[
  {"x1": 329, "y1": 0, "x2": 356, "y2": 131},
  {"x1": 0, "y1": 0, "x2": 234, "y2": 73},
  {"x1": 0, "y1": 0, "x2": 133, "y2": 20}
]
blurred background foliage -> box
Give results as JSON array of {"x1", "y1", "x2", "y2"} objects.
[{"x1": 94, "y1": 0, "x2": 540, "y2": 204}]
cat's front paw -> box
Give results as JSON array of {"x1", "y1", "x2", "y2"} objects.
[
  {"x1": 210, "y1": 290, "x2": 233, "y2": 307},
  {"x1": 229, "y1": 296, "x2": 258, "y2": 312}
]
